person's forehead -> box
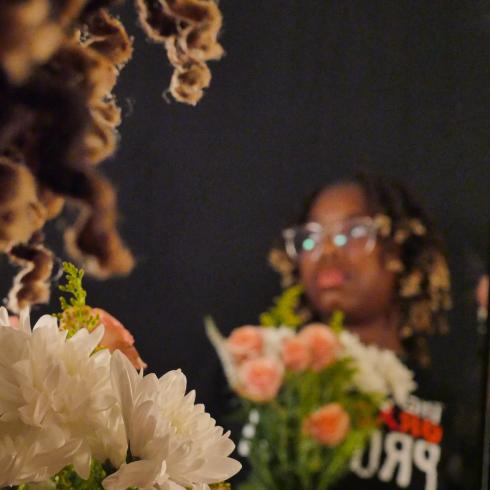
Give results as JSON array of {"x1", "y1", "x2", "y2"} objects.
[{"x1": 307, "y1": 184, "x2": 369, "y2": 224}]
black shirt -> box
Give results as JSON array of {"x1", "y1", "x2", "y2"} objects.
[
  {"x1": 332, "y1": 357, "x2": 480, "y2": 490},
  {"x1": 336, "y1": 392, "x2": 446, "y2": 490}
]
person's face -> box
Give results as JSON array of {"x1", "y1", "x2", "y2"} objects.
[{"x1": 298, "y1": 183, "x2": 398, "y2": 324}]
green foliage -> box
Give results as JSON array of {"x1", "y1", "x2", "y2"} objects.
[
  {"x1": 3, "y1": 462, "x2": 231, "y2": 490},
  {"x1": 329, "y1": 310, "x2": 345, "y2": 334},
  {"x1": 1, "y1": 461, "x2": 114, "y2": 490},
  {"x1": 55, "y1": 262, "x2": 99, "y2": 338},
  {"x1": 50, "y1": 461, "x2": 108, "y2": 489},
  {"x1": 58, "y1": 262, "x2": 87, "y2": 311},
  {"x1": 259, "y1": 285, "x2": 304, "y2": 328}
]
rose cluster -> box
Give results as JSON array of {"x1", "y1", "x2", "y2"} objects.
[
  {"x1": 227, "y1": 323, "x2": 340, "y2": 401},
  {"x1": 209, "y1": 321, "x2": 416, "y2": 449},
  {"x1": 216, "y1": 323, "x2": 350, "y2": 447}
]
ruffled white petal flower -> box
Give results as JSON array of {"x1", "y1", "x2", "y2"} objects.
[
  {"x1": 105, "y1": 351, "x2": 241, "y2": 490},
  {"x1": 205, "y1": 321, "x2": 238, "y2": 387},
  {"x1": 0, "y1": 309, "x2": 126, "y2": 484},
  {"x1": 339, "y1": 331, "x2": 388, "y2": 394},
  {"x1": 376, "y1": 349, "x2": 417, "y2": 405},
  {"x1": 339, "y1": 330, "x2": 416, "y2": 405},
  {"x1": 262, "y1": 326, "x2": 295, "y2": 358},
  {"x1": 0, "y1": 306, "x2": 9, "y2": 326}
]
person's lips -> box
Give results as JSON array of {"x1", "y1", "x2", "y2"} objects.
[{"x1": 315, "y1": 269, "x2": 347, "y2": 289}]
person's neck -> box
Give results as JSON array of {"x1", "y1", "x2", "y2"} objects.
[{"x1": 324, "y1": 311, "x2": 403, "y2": 353}]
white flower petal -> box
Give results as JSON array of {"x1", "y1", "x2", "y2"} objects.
[
  {"x1": 18, "y1": 308, "x2": 32, "y2": 334},
  {"x1": 110, "y1": 350, "x2": 138, "y2": 428},
  {"x1": 0, "y1": 306, "x2": 10, "y2": 326},
  {"x1": 102, "y1": 459, "x2": 167, "y2": 490}
]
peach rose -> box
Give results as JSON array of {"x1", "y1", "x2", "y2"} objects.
[
  {"x1": 8, "y1": 315, "x2": 19, "y2": 329},
  {"x1": 282, "y1": 337, "x2": 311, "y2": 371},
  {"x1": 298, "y1": 323, "x2": 340, "y2": 371},
  {"x1": 303, "y1": 403, "x2": 350, "y2": 447},
  {"x1": 237, "y1": 357, "x2": 283, "y2": 402},
  {"x1": 93, "y1": 308, "x2": 147, "y2": 370},
  {"x1": 227, "y1": 325, "x2": 263, "y2": 362}
]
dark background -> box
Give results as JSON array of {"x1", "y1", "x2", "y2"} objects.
[{"x1": 2, "y1": 0, "x2": 490, "y2": 487}]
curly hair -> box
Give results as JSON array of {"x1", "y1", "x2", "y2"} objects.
[
  {"x1": 269, "y1": 172, "x2": 452, "y2": 365},
  {"x1": 0, "y1": 0, "x2": 224, "y2": 311}
]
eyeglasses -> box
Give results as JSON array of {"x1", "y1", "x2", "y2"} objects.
[{"x1": 282, "y1": 216, "x2": 379, "y2": 261}]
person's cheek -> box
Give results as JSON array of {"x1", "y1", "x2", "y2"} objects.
[
  {"x1": 345, "y1": 252, "x2": 369, "y2": 281},
  {"x1": 299, "y1": 262, "x2": 310, "y2": 290},
  {"x1": 300, "y1": 259, "x2": 316, "y2": 299}
]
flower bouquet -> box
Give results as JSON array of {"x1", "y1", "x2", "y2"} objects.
[
  {"x1": 0, "y1": 263, "x2": 240, "y2": 489},
  {"x1": 206, "y1": 292, "x2": 415, "y2": 490}
]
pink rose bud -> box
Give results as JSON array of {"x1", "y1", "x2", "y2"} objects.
[
  {"x1": 282, "y1": 337, "x2": 311, "y2": 372},
  {"x1": 93, "y1": 308, "x2": 147, "y2": 370},
  {"x1": 237, "y1": 357, "x2": 284, "y2": 402},
  {"x1": 298, "y1": 323, "x2": 340, "y2": 371},
  {"x1": 303, "y1": 403, "x2": 350, "y2": 447},
  {"x1": 227, "y1": 325, "x2": 263, "y2": 363}
]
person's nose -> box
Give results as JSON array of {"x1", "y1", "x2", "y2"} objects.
[{"x1": 318, "y1": 233, "x2": 338, "y2": 259}]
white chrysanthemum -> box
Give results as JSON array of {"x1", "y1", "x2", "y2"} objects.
[
  {"x1": 339, "y1": 331, "x2": 388, "y2": 394},
  {"x1": 339, "y1": 330, "x2": 416, "y2": 405},
  {"x1": 0, "y1": 307, "x2": 126, "y2": 484},
  {"x1": 376, "y1": 349, "x2": 417, "y2": 405},
  {"x1": 104, "y1": 351, "x2": 241, "y2": 490}
]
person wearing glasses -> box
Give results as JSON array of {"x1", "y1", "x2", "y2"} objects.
[{"x1": 270, "y1": 172, "x2": 454, "y2": 489}]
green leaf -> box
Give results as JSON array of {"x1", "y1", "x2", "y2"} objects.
[
  {"x1": 329, "y1": 310, "x2": 344, "y2": 333},
  {"x1": 54, "y1": 262, "x2": 100, "y2": 339},
  {"x1": 57, "y1": 262, "x2": 87, "y2": 309},
  {"x1": 50, "y1": 460, "x2": 108, "y2": 489},
  {"x1": 259, "y1": 285, "x2": 305, "y2": 328}
]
